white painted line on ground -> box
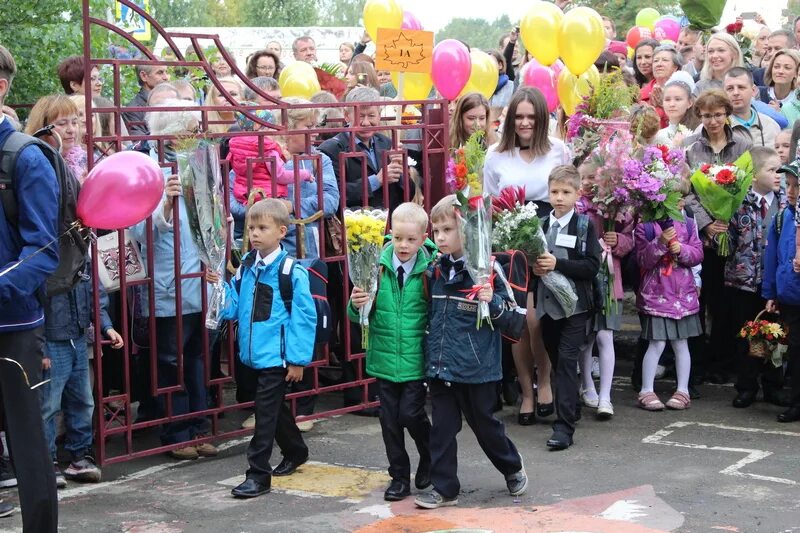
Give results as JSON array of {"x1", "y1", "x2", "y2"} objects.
[
  {"x1": 57, "y1": 436, "x2": 252, "y2": 501},
  {"x1": 599, "y1": 499, "x2": 649, "y2": 521},
  {"x1": 642, "y1": 421, "x2": 799, "y2": 486},
  {"x1": 354, "y1": 503, "x2": 393, "y2": 519}
]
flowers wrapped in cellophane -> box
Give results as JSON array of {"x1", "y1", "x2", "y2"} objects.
[
  {"x1": 176, "y1": 138, "x2": 229, "y2": 329},
  {"x1": 492, "y1": 186, "x2": 578, "y2": 317},
  {"x1": 447, "y1": 131, "x2": 493, "y2": 328},
  {"x1": 689, "y1": 151, "x2": 754, "y2": 256},
  {"x1": 344, "y1": 208, "x2": 388, "y2": 349}
]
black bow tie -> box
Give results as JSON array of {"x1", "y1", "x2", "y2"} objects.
[{"x1": 440, "y1": 256, "x2": 464, "y2": 274}]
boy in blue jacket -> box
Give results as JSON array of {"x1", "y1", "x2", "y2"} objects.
[
  {"x1": 415, "y1": 195, "x2": 527, "y2": 510},
  {"x1": 764, "y1": 161, "x2": 800, "y2": 423},
  {"x1": 220, "y1": 199, "x2": 317, "y2": 498}
]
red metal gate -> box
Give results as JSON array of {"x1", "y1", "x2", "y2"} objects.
[{"x1": 81, "y1": 0, "x2": 448, "y2": 464}]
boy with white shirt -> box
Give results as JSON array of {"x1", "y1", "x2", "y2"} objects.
[
  {"x1": 533, "y1": 165, "x2": 601, "y2": 450},
  {"x1": 220, "y1": 199, "x2": 317, "y2": 499}
]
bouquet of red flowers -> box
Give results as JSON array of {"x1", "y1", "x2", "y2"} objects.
[{"x1": 689, "y1": 152, "x2": 754, "y2": 256}]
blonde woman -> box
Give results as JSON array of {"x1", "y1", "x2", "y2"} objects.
[
  {"x1": 694, "y1": 33, "x2": 745, "y2": 95},
  {"x1": 206, "y1": 76, "x2": 242, "y2": 134},
  {"x1": 759, "y1": 49, "x2": 800, "y2": 126}
]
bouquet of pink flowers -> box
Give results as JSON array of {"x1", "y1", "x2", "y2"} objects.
[{"x1": 624, "y1": 144, "x2": 686, "y2": 226}]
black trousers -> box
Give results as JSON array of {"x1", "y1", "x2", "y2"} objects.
[
  {"x1": 726, "y1": 288, "x2": 784, "y2": 394},
  {"x1": 429, "y1": 379, "x2": 521, "y2": 499},
  {"x1": 246, "y1": 367, "x2": 308, "y2": 486},
  {"x1": 0, "y1": 327, "x2": 58, "y2": 532},
  {"x1": 541, "y1": 312, "x2": 589, "y2": 437},
  {"x1": 781, "y1": 304, "x2": 800, "y2": 407},
  {"x1": 377, "y1": 378, "x2": 431, "y2": 484}
]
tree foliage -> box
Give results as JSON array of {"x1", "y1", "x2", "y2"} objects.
[{"x1": 436, "y1": 15, "x2": 514, "y2": 52}]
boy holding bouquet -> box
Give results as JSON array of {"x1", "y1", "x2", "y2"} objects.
[
  {"x1": 415, "y1": 195, "x2": 527, "y2": 509},
  {"x1": 723, "y1": 147, "x2": 787, "y2": 408},
  {"x1": 348, "y1": 203, "x2": 435, "y2": 502}
]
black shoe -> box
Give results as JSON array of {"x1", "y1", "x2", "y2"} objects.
[
  {"x1": 384, "y1": 479, "x2": 411, "y2": 501},
  {"x1": 273, "y1": 455, "x2": 308, "y2": 476},
  {"x1": 350, "y1": 406, "x2": 380, "y2": 417},
  {"x1": 0, "y1": 457, "x2": 17, "y2": 489},
  {"x1": 546, "y1": 431, "x2": 573, "y2": 450},
  {"x1": 517, "y1": 411, "x2": 535, "y2": 426},
  {"x1": 688, "y1": 383, "x2": 701, "y2": 400},
  {"x1": 763, "y1": 390, "x2": 791, "y2": 407},
  {"x1": 778, "y1": 406, "x2": 800, "y2": 423},
  {"x1": 231, "y1": 478, "x2": 270, "y2": 498},
  {"x1": 732, "y1": 390, "x2": 757, "y2": 408},
  {"x1": 536, "y1": 403, "x2": 554, "y2": 418},
  {"x1": 414, "y1": 462, "x2": 431, "y2": 490},
  {"x1": 0, "y1": 500, "x2": 12, "y2": 518},
  {"x1": 707, "y1": 372, "x2": 728, "y2": 385}
]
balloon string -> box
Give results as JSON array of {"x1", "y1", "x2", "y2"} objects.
[{"x1": 0, "y1": 221, "x2": 92, "y2": 279}]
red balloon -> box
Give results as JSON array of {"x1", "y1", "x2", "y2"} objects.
[
  {"x1": 77, "y1": 151, "x2": 165, "y2": 230},
  {"x1": 523, "y1": 64, "x2": 558, "y2": 112},
  {"x1": 626, "y1": 26, "x2": 652, "y2": 49}
]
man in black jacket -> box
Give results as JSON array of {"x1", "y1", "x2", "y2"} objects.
[{"x1": 318, "y1": 87, "x2": 414, "y2": 213}]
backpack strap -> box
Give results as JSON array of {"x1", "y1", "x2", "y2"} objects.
[
  {"x1": 0, "y1": 132, "x2": 41, "y2": 228},
  {"x1": 278, "y1": 255, "x2": 296, "y2": 316}
]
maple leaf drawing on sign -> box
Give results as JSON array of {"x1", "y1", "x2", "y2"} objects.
[{"x1": 383, "y1": 32, "x2": 426, "y2": 70}]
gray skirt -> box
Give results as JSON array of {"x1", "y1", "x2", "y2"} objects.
[
  {"x1": 593, "y1": 301, "x2": 623, "y2": 332},
  {"x1": 640, "y1": 313, "x2": 703, "y2": 341}
]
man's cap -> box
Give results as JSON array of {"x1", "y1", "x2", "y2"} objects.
[{"x1": 779, "y1": 161, "x2": 800, "y2": 179}]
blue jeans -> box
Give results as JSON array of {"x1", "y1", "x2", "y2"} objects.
[
  {"x1": 41, "y1": 335, "x2": 94, "y2": 461},
  {"x1": 156, "y1": 314, "x2": 210, "y2": 445}
]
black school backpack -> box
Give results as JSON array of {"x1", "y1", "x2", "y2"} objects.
[
  {"x1": 0, "y1": 131, "x2": 88, "y2": 297},
  {"x1": 277, "y1": 256, "x2": 333, "y2": 347}
]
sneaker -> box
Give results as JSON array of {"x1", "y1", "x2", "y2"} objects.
[
  {"x1": 414, "y1": 489, "x2": 458, "y2": 509},
  {"x1": 596, "y1": 400, "x2": 614, "y2": 419},
  {"x1": 0, "y1": 458, "x2": 17, "y2": 488},
  {"x1": 580, "y1": 389, "x2": 599, "y2": 408},
  {"x1": 241, "y1": 413, "x2": 256, "y2": 429},
  {"x1": 0, "y1": 500, "x2": 12, "y2": 518},
  {"x1": 591, "y1": 357, "x2": 600, "y2": 379},
  {"x1": 296, "y1": 419, "x2": 315, "y2": 432},
  {"x1": 64, "y1": 455, "x2": 101, "y2": 483},
  {"x1": 654, "y1": 364, "x2": 667, "y2": 379},
  {"x1": 54, "y1": 463, "x2": 67, "y2": 488},
  {"x1": 506, "y1": 458, "x2": 528, "y2": 496},
  {"x1": 195, "y1": 442, "x2": 219, "y2": 457},
  {"x1": 168, "y1": 446, "x2": 199, "y2": 460}
]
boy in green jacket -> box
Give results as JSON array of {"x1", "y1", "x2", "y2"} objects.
[{"x1": 349, "y1": 202, "x2": 435, "y2": 502}]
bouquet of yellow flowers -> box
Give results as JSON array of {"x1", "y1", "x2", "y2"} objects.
[
  {"x1": 344, "y1": 208, "x2": 388, "y2": 349},
  {"x1": 739, "y1": 311, "x2": 787, "y2": 366}
]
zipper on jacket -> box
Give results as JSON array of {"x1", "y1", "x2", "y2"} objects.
[
  {"x1": 467, "y1": 333, "x2": 480, "y2": 364},
  {"x1": 249, "y1": 268, "x2": 263, "y2": 368}
]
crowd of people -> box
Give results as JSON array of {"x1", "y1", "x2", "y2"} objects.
[{"x1": 2, "y1": 6, "x2": 800, "y2": 530}]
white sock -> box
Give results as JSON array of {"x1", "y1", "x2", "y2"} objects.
[
  {"x1": 671, "y1": 339, "x2": 691, "y2": 394},
  {"x1": 641, "y1": 340, "x2": 666, "y2": 394},
  {"x1": 580, "y1": 333, "x2": 598, "y2": 399},
  {"x1": 596, "y1": 329, "x2": 616, "y2": 403}
]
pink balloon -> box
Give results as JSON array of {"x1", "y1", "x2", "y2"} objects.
[
  {"x1": 654, "y1": 17, "x2": 680, "y2": 42},
  {"x1": 77, "y1": 151, "x2": 165, "y2": 230},
  {"x1": 523, "y1": 64, "x2": 559, "y2": 113},
  {"x1": 402, "y1": 10, "x2": 423, "y2": 30},
  {"x1": 431, "y1": 39, "x2": 471, "y2": 100}
]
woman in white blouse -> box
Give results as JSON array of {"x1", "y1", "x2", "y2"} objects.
[{"x1": 484, "y1": 86, "x2": 571, "y2": 425}]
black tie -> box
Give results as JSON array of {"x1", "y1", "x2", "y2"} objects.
[{"x1": 397, "y1": 265, "x2": 404, "y2": 289}]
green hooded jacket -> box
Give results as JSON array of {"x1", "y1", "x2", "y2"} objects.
[{"x1": 348, "y1": 239, "x2": 436, "y2": 382}]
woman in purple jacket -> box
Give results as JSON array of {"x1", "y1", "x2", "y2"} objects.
[{"x1": 635, "y1": 204, "x2": 704, "y2": 412}]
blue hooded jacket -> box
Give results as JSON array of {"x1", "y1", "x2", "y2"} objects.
[
  {"x1": 220, "y1": 248, "x2": 316, "y2": 369},
  {"x1": 0, "y1": 117, "x2": 60, "y2": 332},
  {"x1": 762, "y1": 206, "x2": 800, "y2": 305}
]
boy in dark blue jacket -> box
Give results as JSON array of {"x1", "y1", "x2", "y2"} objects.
[
  {"x1": 220, "y1": 199, "x2": 317, "y2": 498},
  {"x1": 415, "y1": 195, "x2": 527, "y2": 510},
  {"x1": 763, "y1": 161, "x2": 800, "y2": 423}
]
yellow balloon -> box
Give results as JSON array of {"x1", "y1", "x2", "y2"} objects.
[
  {"x1": 575, "y1": 65, "x2": 600, "y2": 98},
  {"x1": 520, "y1": 1, "x2": 564, "y2": 66},
  {"x1": 363, "y1": 0, "x2": 403, "y2": 42},
  {"x1": 390, "y1": 71, "x2": 433, "y2": 100},
  {"x1": 459, "y1": 50, "x2": 499, "y2": 100},
  {"x1": 558, "y1": 6, "x2": 605, "y2": 76},
  {"x1": 556, "y1": 69, "x2": 582, "y2": 116},
  {"x1": 278, "y1": 61, "x2": 315, "y2": 87},
  {"x1": 280, "y1": 72, "x2": 321, "y2": 99},
  {"x1": 636, "y1": 8, "x2": 660, "y2": 31}
]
